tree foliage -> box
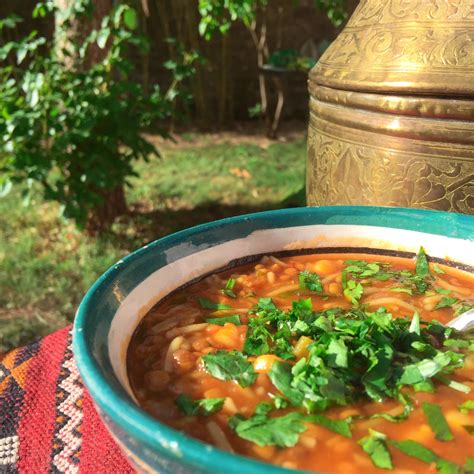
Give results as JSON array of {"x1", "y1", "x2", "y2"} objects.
[
  {"x1": 198, "y1": 0, "x2": 347, "y2": 40},
  {"x1": 0, "y1": 1, "x2": 196, "y2": 230}
]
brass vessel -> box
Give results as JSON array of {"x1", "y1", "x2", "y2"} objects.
[{"x1": 307, "y1": 1, "x2": 474, "y2": 213}]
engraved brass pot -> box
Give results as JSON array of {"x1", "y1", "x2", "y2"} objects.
[{"x1": 306, "y1": 0, "x2": 474, "y2": 214}]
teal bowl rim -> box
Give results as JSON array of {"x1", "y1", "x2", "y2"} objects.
[{"x1": 73, "y1": 205, "x2": 473, "y2": 473}]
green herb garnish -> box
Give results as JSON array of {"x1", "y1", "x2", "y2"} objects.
[
  {"x1": 390, "y1": 439, "x2": 437, "y2": 463},
  {"x1": 465, "y1": 457, "x2": 474, "y2": 472},
  {"x1": 422, "y1": 402, "x2": 454, "y2": 441},
  {"x1": 433, "y1": 264, "x2": 445, "y2": 274},
  {"x1": 228, "y1": 411, "x2": 307, "y2": 448},
  {"x1": 222, "y1": 278, "x2": 236, "y2": 298},
  {"x1": 198, "y1": 297, "x2": 232, "y2": 310},
  {"x1": 435, "y1": 297, "x2": 459, "y2": 311},
  {"x1": 391, "y1": 440, "x2": 461, "y2": 474},
  {"x1": 205, "y1": 315, "x2": 241, "y2": 326},
  {"x1": 306, "y1": 414, "x2": 352, "y2": 438},
  {"x1": 415, "y1": 246, "x2": 431, "y2": 293},
  {"x1": 241, "y1": 297, "x2": 468, "y2": 414},
  {"x1": 358, "y1": 430, "x2": 393, "y2": 469},
  {"x1": 175, "y1": 394, "x2": 225, "y2": 416},
  {"x1": 343, "y1": 279, "x2": 364, "y2": 305},
  {"x1": 268, "y1": 361, "x2": 304, "y2": 407},
  {"x1": 299, "y1": 270, "x2": 323, "y2": 294},
  {"x1": 459, "y1": 400, "x2": 474, "y2": 414},
  {"x1": 202, "y1": 350, "x2": 257, "y2": 388}
]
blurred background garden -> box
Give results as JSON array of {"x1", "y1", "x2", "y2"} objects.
[{"x1": 0, "y1": 0, "x2": 357, "y2": 353}]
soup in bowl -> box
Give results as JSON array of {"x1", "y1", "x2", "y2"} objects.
[{"x1": 73, "y1": 206, "x2": 474, "y2": 474}]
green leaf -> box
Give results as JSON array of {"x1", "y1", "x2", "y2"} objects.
[
  {"x1": 358, "y1": 430, "x2": 393, "y2": 470},
  {"x1": 344, "y1": 280, "x2": 364, "y2": 305},
  {"x1": 205, "y1": 315, "x2": 241, "y2": 326},
  {"x1": 228, "y1": 412, "x2": 307, "y2": 448},
  {"x1": 97, "y1": 28, "x2": 110, "y2": 49},
  {"x1": 306, "y1": 414, "x2": 352, "y2": 438},
  {"x1": 202, "y1": 350, "x2": 257, "y2": 388},
  {"x1": 391, "y1": 439, "x2": 462, "y2": 473},
  {"x1": 299, "y1": 270, "x2": 323, "y2": 294},
  {"x1": 409, "y1": 311, "x2": 420, "y2": 335},
  {"x1": 416, "y1": 246, "x2": 430, "y2": 278},
  {"x1": 400, "y1": 352, "x2": 451, "y2": 385},
  {"x1": 390, "y1": 439, "x2": 438, "y2": 463},
  {"x1": 268, "y1": 360, "x2": 304, "y2": 407},
  {"x1": 465, "y1": 457, "x2": 474, "y2": 472},
  {"x1": 436, "y1": 459, "x2": 462, "y2": 474},
  {"x1": 222, "y1": 278, "x2": 236, "y2": 298},
  {"x1": 175, "y1": 394, "x2": 225, "y2": 416},
  {"x1": 198, "y1": 297, "x2": 232, "y2": 310},
  {"x1": 459, "y1": 400, "x2": 474, "y2": 414},
  {"x1": 123, "y1": 7, "x2": 138, "y2": 30},
  {"x1": 433, "y1": 264, "x2": 445, "y2": 274},
  {"x1": 422, "y1": 402, "x2": 454, "y2": 441},
  {"x1": 434, "y1": 297, "x2": 459, "y2": 311},
  {"x1": 414, "y1": 246, "x2": 430, "y2": 293},
  {"x1": 327, "y1": 338, "x2": 348, "y2": 368}
]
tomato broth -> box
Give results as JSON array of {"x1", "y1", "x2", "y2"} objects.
[{"x1": 128, "y1": 251, "x2": 474, "y2": 473}]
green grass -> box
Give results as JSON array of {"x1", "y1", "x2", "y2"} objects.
[{"x1": 0, "y1": 136, "x2": 306, "y2": 353}]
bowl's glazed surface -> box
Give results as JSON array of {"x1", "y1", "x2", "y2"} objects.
[{"x1": 73, "y1": 206, "x2": 474, "y2": 474}]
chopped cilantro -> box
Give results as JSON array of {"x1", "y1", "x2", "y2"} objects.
[
  {"x1": 344, "y1": 260, "x2": 391, "y2": 280},
  {"x1": 228, "y1": 411, "x2": 307, "y2": 448},
  {"x1": 436, "y1": 376, "x2": 471, "y2": 394},
  {"x1": 435, "y1": 459, "x2": 461, "y2": 474},
  {"x1": 358, "y1": 430, "x2": 393, "y2": 470},
  {"x1": 454, "y1": 303, "x2": 474, "y2": 317},
  {"x1": 390, "y1": 439, "x2": 437, "y2": 463},
  {"x1": 306, "y1": 414, "x2": 352, "y2": 438},
  {"x1": 409, "y1": 311, "x2": 420, "y2": 335},
  {"x1": 222, "y1": 278, "x2": 236, "y2": 298},
  {"x1": 343, "y1": 280, "x2": 364, "y2": 305},
  {"x1": 414, "y1": 247, "x2": 431, "y2": 293},
  {"x1": 202, "y1": 350, "x2": 257, "y2": 388},
  {"x1": 459, "y1": 400, "x2": 474, "y2": 414},
  {"x1": 391, "y1": 439, "x2": 462, "y2": 473},
  {"x1": 465, "y1": 457, "x2": 474, "y2": 472},
  {"x1": 433, "y1": 264, "x2": 445, "y2": 274},
  {"x1": 198, "y1": 297, "x2": 232, "y2": 310},
  {"x1": 268, "y1": 361, "x2": 304, "y2": 407},
  {"x1": 205, "y1": 315, "x2": 241, "y2": 326},
  {"x1": 241, "y1": 295, "x2": 469, "y2": 415},
  {"x1": 175, "y1": 394, "x2": 225, "y2": 416},
  {"x1": 422, "y1": 402, "x2": 454, "y2": 441},
  {"x1": 435, "y1": 297, "x2": 459, "y2": 310},
  {"x1": 299, "y1": 270, "x2": 323, "y2": 294},
  {"x1": 435, "y1": 287, "x2": 451, "y2": 295}
]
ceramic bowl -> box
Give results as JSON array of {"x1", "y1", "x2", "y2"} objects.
[{"x1": 73, "y1": 206, "x2": 474, "y2": 474}]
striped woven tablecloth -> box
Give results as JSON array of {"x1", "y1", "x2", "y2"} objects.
[{"x1": 0, "y1": 326, "x2": 134, "y2": 473}]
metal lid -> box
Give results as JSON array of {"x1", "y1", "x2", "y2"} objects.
[{"x1": 310, "y1": 1, "x2": 474, "y2": 97}]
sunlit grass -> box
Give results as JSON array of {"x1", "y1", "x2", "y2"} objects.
[{"x1": 0, "y1": 136, "x2": 306, "y2": 352}]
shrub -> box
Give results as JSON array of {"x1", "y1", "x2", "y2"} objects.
[{"x1": 0, "y1": 2, "x2": 194, "y2": 232}]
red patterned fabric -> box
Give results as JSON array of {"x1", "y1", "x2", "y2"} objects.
[{"x1": 0, "y1": 326, "x2": 134, "y2": 473}]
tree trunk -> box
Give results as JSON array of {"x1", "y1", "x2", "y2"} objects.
[{"x1": 86, "y1": 185, "x2": 128, "y2": 235}]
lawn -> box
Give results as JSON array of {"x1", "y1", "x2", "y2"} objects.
[{"x1": 0, "y1": 134, "x2": 306, "y2": 353}]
